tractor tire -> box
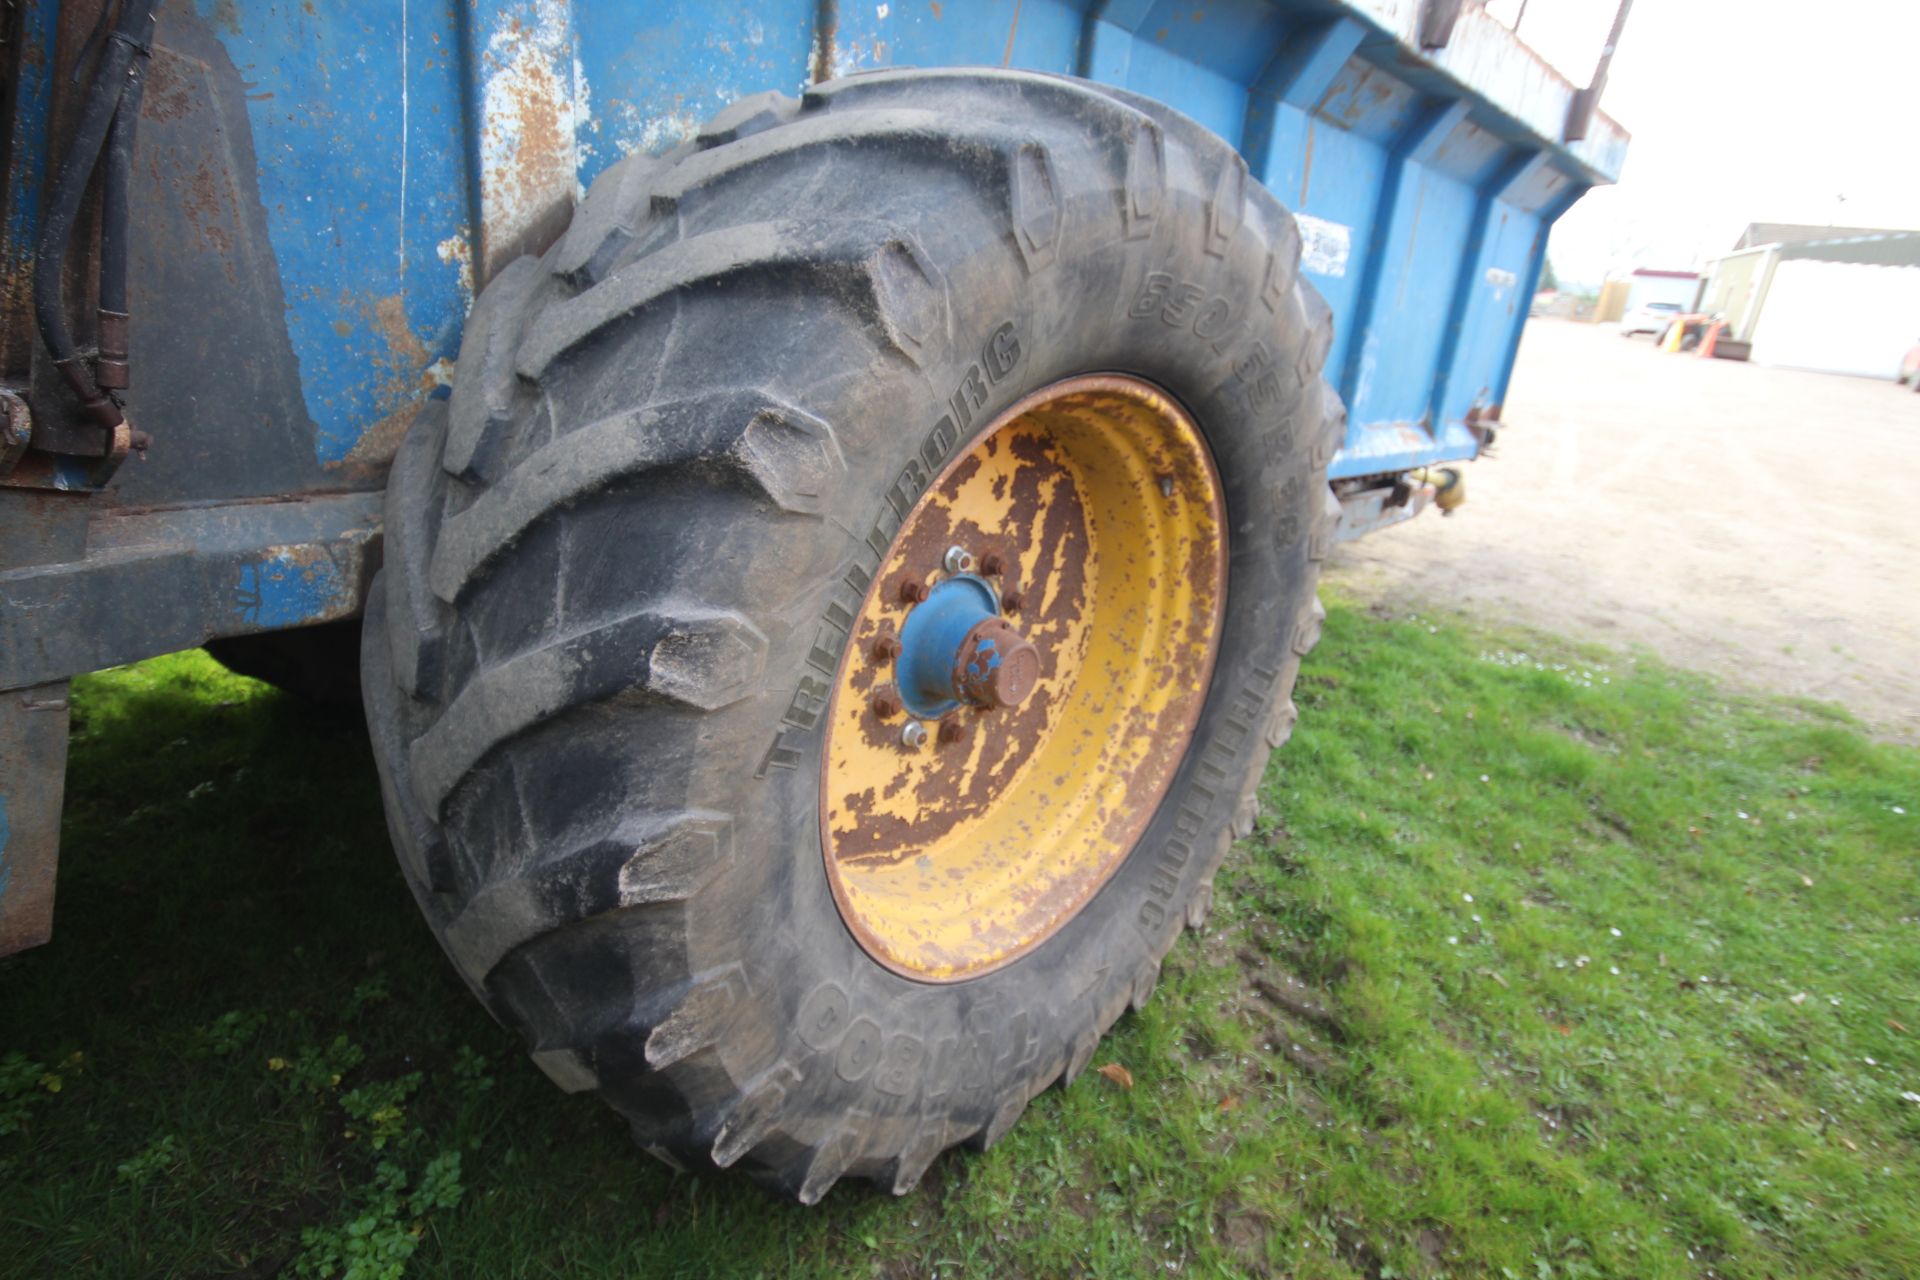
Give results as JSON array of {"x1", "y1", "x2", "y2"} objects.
[{"x1": 361, "y1": 68, "x2": 1341, "y2": 1202}]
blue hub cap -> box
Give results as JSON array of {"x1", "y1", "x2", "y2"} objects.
[{"x1": 894, "y1": 575, "x2": 1040, "y2": 719}]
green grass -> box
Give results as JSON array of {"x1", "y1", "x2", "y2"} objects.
[{"x1": 3, "y1": 599, "x2": 1918, "y2": 1278}]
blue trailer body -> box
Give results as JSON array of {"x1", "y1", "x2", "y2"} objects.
[
  {"x1": 0, "y1": 0, "x2": 1625, "y2": 950},
  {"x1": 4, "y1": 0, "x2": 1623, "y2": 504}
]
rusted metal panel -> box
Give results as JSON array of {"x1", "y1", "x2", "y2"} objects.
[
  {"x1": 0, "y1": 680, "x2": 69, "y2": 956},
  {"x1": 0, "y1": 491, "x2": 381, "y2": 692},
  {"x1": 464, "y1": 0, "x2": 583, "y2": 287},
  {"x1": 0, "y1": 0, "x2": 61, "y2": 381}
]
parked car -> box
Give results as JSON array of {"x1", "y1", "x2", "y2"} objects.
[{"x1": 1620, "y1": 300, "x2": 1683, "y2": 337}]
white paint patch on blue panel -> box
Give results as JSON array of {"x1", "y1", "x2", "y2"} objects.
[
  {"x1": 1354, "y1": 331, "x2": 1378, "y2": 413},
  {"x1": 1296, "y1": 213, "x2": 1351, "y2": 279},
  {"x1": 479, "y1": 0, "x2": 580, "y2": 262},
  {"x1": 1484, "y1": 266, "x2": 1517, "y2": 302}
]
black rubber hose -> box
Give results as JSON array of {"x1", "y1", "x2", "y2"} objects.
[
  {"x1": 99, "y1": 89, "x2": 146, "y2": 316},
  {"x1": 97, "y1": 35, "x2": 152, "y2": 390},
  {"x1": 30, "y1": 3, "x2": 157, "y2": 424}
]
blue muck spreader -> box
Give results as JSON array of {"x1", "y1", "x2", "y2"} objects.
[{"x1": 0, "y1": 0, "x2": 1626, "y2": 1199}]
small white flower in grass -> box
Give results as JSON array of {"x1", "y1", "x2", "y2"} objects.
[
  {"x1": 1480, "y1": 774, "x2": 1490, "y2": 783},
  {"x1": 1902, "y1": 1091, "x2": 1920, "y2": 1104},
  {"x1": 1575, "y1": 955, "x2": 1590, "y2": 967},
  {"x1": 1895, "y1": 806, "x2": 1908, "y2": 816},
  {"x1": 1610, "y1": 966, "x2": 1620, "y2": 975},
  {"x1": 1472, "y1": 915, "x2": 1482, "y2": 924},
  {"x1": 1831, "y1": 997, "x2": 1842, "y2": 1006},
  {"x1": 1610, "y1": 927, "x2": 1622, "y2": 937},
  {"x1": 1790, "y1": 992, "x2": 1808, "y2": 1005},
  {"x1": 1447, "y1": 936, "x2": 1459, "y2": 945},
  {"x1": 1866, "y1": 1057, "x2": 1877, "y2": 1066},
  {"x1": 1737, "y1": 811, "x2": 1749, "y2": 820},
  {"x1": 1463, "y1": 893, "x2": 1474, "y2": 903}
]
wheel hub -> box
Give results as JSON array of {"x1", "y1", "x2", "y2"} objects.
[
  {"x1": 893, "y1": 574, "x2": 1039, "y2": 718},
  {"x1": 820, "y1": 375, "x2": 1227, "y2": 981}
]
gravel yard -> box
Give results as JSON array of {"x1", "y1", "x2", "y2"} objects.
[{"x1": 1330, "y1": 317, "x2": 1920, "y2": 741}]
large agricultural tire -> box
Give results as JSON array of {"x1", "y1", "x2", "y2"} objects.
[{"x1": 361, "y1": 68, "x2": 1342, "y2": 1202}]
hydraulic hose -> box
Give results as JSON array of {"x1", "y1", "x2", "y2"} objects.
[
  {"x1": 96, "y1": 38, "x2": 152, "y2": 391},
  {"x1": 29, "y1": 2, "x2": 158, "y2": 434}
]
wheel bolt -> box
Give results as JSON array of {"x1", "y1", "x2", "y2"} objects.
[
  {"x1": 1001, "y1": 589, "x2": 1024, "y2": 614},
  {"x1": 900, "y1": 720, "x2": 929, "y2": 749},
  {"x1": 898, "y1": 576, "x2": 929, "y2": 604},
  {"x1": 937, "y1": 717, "x2": 965, "y2": 745},
  {"x1": 871, "y1": 636, "x2": 901, "y2": 663},
  {"x1": 871, "y1": 690, "x2": 901, "y2": 719},
  {"x1": 943, "y1": 546, "x2": 976, "y2": 575},
  {"x1": 980, "y1": 552, "x2": 1005, "y2": 576}
]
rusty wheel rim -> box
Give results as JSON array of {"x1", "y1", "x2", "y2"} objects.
[{"x1": 820, "y1": 374, "x2": 1228, "y2": 981}]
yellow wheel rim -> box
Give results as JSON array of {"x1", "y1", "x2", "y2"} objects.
[{"x1": 821, "y1": 374, "x2": 1227, "y2": 981}]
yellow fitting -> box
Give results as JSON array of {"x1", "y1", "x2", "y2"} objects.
[{"x1": 1411, "y1": 466, "x2": 1466, "y2": 514}]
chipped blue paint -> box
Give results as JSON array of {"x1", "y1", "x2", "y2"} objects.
[
  {"x1": 49, "y1": 457, "x2": 95, "y2": 492},
  {"x1": 1329, "y1": 420, "x2": 1481, "y2": 482},
  {"x1": 235, "y1": 552, "x2": 346, "y2": 630},
  {"x1": 150, "y1": 0, "x2": 1615, "y2": 493},
  {"x1": 0, "y1": 0, "x2": 59, "y2": 317},
  {"x1": 573, "y1": 0, "x2": 816, "y2": 169},
  {"x1": 833, "y1": 0, "x2": 1081, "y2": 83},
  {"x1": 191, "y1": 0, "x2": 469, "y2": 465}
]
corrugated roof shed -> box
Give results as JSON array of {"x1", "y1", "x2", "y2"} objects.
[
  {"x1": 1732, "y1": 222, "x2": 1911, "y2": 250},
  {"x1": 1777, "y1": 232, "x2": 1920, "y2": 267}
]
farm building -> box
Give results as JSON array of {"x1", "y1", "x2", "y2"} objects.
[{"x1": 1698, "y1": 225, "x2": 1920, "y2": 379}]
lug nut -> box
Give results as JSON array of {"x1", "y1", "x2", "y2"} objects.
[
  {"x1": 900, "y1": 720, "x2": 929, "y2": 749},
  {"x1": 898, "y1": 576, "x2": 929, "y2": 604},
  {"x1": 871, "y1": 636, "x2": 901, "y2": 663},
  {"x1": 937, "y1": 717, "x2": 965, "y2": 745},
  {"x1": 871, "y1": 690, "x2": 902, "y2": 719},
  {"x1": 980, "y1": 552, "x2": 1005, "y2": 576},
  {"x1": 943, "y1": 546, "x2": 976, "y2": 575},
  {"x1": 1001, "y1": 589, "x2": 1024, "y2": 614}
]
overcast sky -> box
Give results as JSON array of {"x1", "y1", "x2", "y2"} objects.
[{"x1": 1502, "y1": 0, "x2": 1920, "y2": 287}]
